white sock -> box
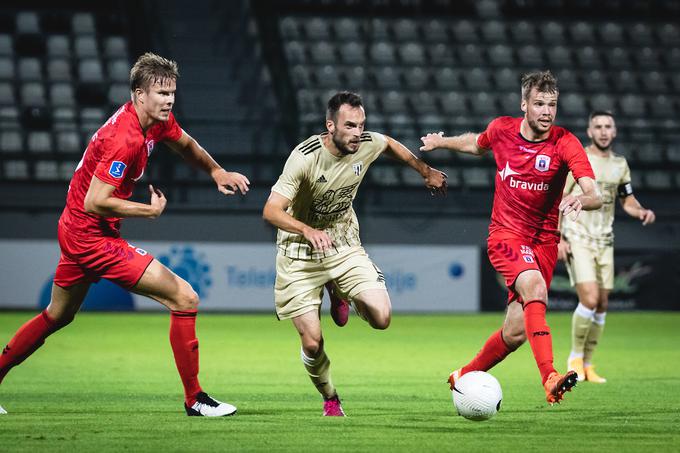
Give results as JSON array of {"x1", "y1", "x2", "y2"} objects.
[
  {"x1": 593, "y1": 312, "x2": 606, "y2": 325},
  {"x1": 575, "y1": 302, "x2": 595, "y2": 319}
]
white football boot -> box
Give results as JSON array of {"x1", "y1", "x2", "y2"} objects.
[
  {"x1": 184, "y1": 392, "x2": 237, "y2": 417},
  {"x1": 0, "y1": 405, "x2": 7, "y2": 414}
]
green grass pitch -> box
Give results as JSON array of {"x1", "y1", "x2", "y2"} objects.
[{"x1": 1, "y1": 311, "x2": 678, "y2": 452}]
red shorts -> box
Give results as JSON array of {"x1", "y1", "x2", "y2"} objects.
[
  {"x1": 487, "y1": 231, "x2": 558, "y2": 304},
  {"x1": 54, "y1": 223, "x2": 154, "y2": 289}
]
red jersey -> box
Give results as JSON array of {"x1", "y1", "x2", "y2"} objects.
[
  {"x1": 60, "y1": 101, "x2": 183, "y2": 236},
  {"x1": 477, "y1": 117, "x2": 594, "y2": 244}
]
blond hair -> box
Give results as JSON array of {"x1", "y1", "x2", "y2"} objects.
[
  {"x1": 129, "y1": 52, "x2": 179, "y2": 93},
  {"x1": 521, "y1": 70, "x2": 558, "y2": 100}
]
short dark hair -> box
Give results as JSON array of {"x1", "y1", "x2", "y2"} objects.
[
  {"x1": 130, "y1": 52, "x2": 179, "y2": 92},
  {"x1": 326, "y1": 91, "x2": 363, "y2": 122},
  {"x1": 589, "y1": 110, "x2": 615, "y2": 122},
  {"x1": 521, "y1": 70, "x2": 559, "y2": 100}
]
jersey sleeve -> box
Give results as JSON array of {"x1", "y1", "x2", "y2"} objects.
[
  {"x1": 476, "y1": 117, "x2": 501, "y2": 149},
  {"x1": 369, "y1": 131, "x2": 389, "y2": 157},
  {"x1": 561, "y1": 134, "x2": 595, "y2": 180},
  {"x1": 271, "y1": 150, "x2": 308, "y2": 201},
  {"x1": 93, "y1": 138, "x2": 135, "y2": 188},
  {"x1": 158, "y1": 112, "x2": 183, "y2": 142}
]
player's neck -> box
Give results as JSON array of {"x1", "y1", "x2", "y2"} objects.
[
  {"x1": 587, "y1": 144, "x2": 611, "y2": 157},
  {"x1": 519, "y1": 119, "x2": 550, "y2": 142},
  {"x1": 132, "y1": 102, "x2": 158, "y2": 132},
  {"x1": 322, "y1": 134, "x2": 345, "y2": 158}
]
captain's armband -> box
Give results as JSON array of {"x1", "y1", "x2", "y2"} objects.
[{"x1": 617, "y1": 182, "x2": 633, "y2": 198}]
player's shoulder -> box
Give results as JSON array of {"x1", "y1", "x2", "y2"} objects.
[
  {"x1": 489, "y1": 116, "x2": 519, "y2": 130},
  {"x1": 293, "y1": 134, "x2": 324, "y2": 158},
  {"x1": 609, "y1": 151, "x2": 628, "y2": 164},
  {"x1": 552, "y1": 125, "x2": 581, "y2": 147}
]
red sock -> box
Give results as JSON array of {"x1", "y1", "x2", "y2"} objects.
[
  {"x1": 170, "y1": 310, "x2": 202, "y2": 406},
  {"x1": 461, "y1": 328, "x2": 513, "y2": 375},
  {"x1": 524, "y1": 301, "x2": 556, "y2": 384},
  {"x1": 0, "y1": 310, "x2": 57, "y2": 384}
]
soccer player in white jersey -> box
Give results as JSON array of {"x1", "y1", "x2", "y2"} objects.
[
  {"x1": 262, "y1": 91, "x2": 447, "y2": 416},
  {"x1": 559, "y1": 111, "x2": 655, "y2": 383}
]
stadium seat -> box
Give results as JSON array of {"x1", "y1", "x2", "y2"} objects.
[
  {"x1": 619, "y1": 94, "x2": 646, "y2": 117},
  {"x1": 516, "y1": 44, "x2": 543, "y2": 68},
  {"x1": 434, "y1": 67, "x2": 462, "y2": 90},
  {"x1": 72, "y1": 13, "x2": 96, "y2": 35},
  {"x1": 108, "y1": 59, "x2": 130, "y2": 83},
  {"x1": 35, "y1": 160, "x2": 59, "y2": 180},
  {"x1": 314, "y1": 65, "x2": 341, "y2": 89},
  {"x1": 657, "y1": 23, "x2": 680, "y2": 46},
  {"x1": 634, "y1": 47, "x2": 661, "y2": 69},
  {"x1": 499, "y1": 92, "x2": 521, "y2": 115},
  {"x1": 403, "y1": 67, "x2": 429, "y2": 90},
  {"x1": 27, "y1": 131, "x2": 52, "y2": 153},
  {"x1": 555, "y1": 69, "x2": 580, "y2": 92},
  {"x1": 368, "y1": 17, "x2": 390, "y2": 40},
  {"x1": 4, "y1": 160, "x2": 29, "y2": 179},
  {"x1": 55, "y1": 130, "x2": 81, "y2": 153},
  {"x1": 570, "y1": 21, "x2": 596, "y2": 44},
  {"x1": 421, "y1": 19, "x2": 448, "y2": 42},
  {"x1": 589, "y1": 93, "x2": 616, "y2": 112},
  {"x1": 78, "y1": 59, "x2": 104, "y2": 83},
  {"x1": 643, "y1": 170, "x2": 672, "y2": 190},
  {"x1": 381, "y1": 91, "x2": 407, "y2": 114},
  {"x1": 509, "y1": 20, "x2": 537, "y2": 43},
  {"x1": 373, "y1": 66, "x2": 402, "y2": 90},
  {"x1": 21, "y1": 82, "x2": 46, "y2": 107},
  {"x1": 279, "y1": 17, "x2": 300, "y2": 40},
  {"x1": 107, "y1": 83, "x2": 129, "y2": 105},
  {"x1": 492, "y1": 68, "x2": 518, "y2": 91},
  {"x1": 342, "y1": 66, "x2": 366, "y2": 90},
  {"x1": 334, "y1": 17, "x2": 362, "y2": 41},
  {"x1": 599, "y1": 22, "x2": 624, "y2": 45},
  {"x1": 46, "y1": 35, "x2": 70, "y2": 58},
  {"x1": 487, "y1": 44, "x2": 514, "y2": 66},
  {"x1": 103, "y1": 36, "x2": 128, "y2": 59},
  {"x1": 482, "y1": 20, "x2": 507, "y2": 43},
  {"x1": 309, "y1": 41, "x2": 335, "y2": 65},
  {"x1": 284, "y1": 41, "x2": 305, "y2": 64},
  {"x1": 462, "y1": 68, "x2": 491, "y2": 91},
  {"x1": 667, "y1": 144, "x2": 680, "y2": 163},
  {"x1": 370, "y1": 165, "x2": 400, "y2": 186},
  {"x1": 18, "y1": 58, "x2": 42, "y2": 81},
  {"x1": 612, "y1": 70, "x2": 638, "y2": 92},
  {"x1": 0, "y1": 34, "x2": 13, "y2": 57},
  {"x1": 0, "y1": 58, "x2": 14, "y2": 80},
  {"x1": 576, "y1": 46, "x2": 602, "y2": 68},
  {"x1": 74, "y1": 36, "x2": 99, "y2": 58},
  {"x1": 369, "y1": 42, "x2": 396, "y2": 65},
  {"x1": 640, "y1": 71, "x2": 669, "y2": 93},
  {"x1": 541, "y1": 21, "x2": 566, "y2": 43},
  {"x1": 635, "y1": 143, "x2": 665, "y2": 163},
  {"x1": 628, "y1": 22, "x2": 654, "y2": 45},
  {"x1": 582, "y1": 70, "x2": 608, "y2": 92},
  {"x1": 393, "y1": 19, "x2": 419, "y2": 42},
  {"x1": 50, "y1": 83, "x2": 76, "y2": 107},
  {"x1": 458, "y1": 44, "x2": 484, "y2": 67},
  {"x1": 47, "y1": 59, "x2": 72, "y2": 82},
  {"x1": 440, "y1": 92, "x2": 468, "y2": 116},
  {"x1": 605, "y1": 47, "x2": 632, "y2": 70},
  {"x1": 470, "y1": 92, "x2": 497, "y2": 117},
  {"x1": 16, "y1": 12, "x2": 40, "y2": 34},
  {"x1": 398, "y1": 42, "x2": 426, "y2": 65},
  {"x1": 546, "y1": 45, "x2": 572, "y2": 68},
  {"x1": 0, "y1": 106, "x2": 19, "y2": 128},
  {"x1": 338, "y1": 42, "x2": 365, "y2": 65},
  {"x1": 0, "y1": 130, "x2": 23, "y2": 153},
  {"x1": 560, "y1": 93, "x2": 588, "y2": 117},
  {"x1": 666, "y1": 47, "x2": 680, "y2": 69},
  {"x1": 450, "y1": 19, "x2": 477, "y2": 43},
  {"x1": 649, "y1": 94, "x2": 675, "y2": 118},
  {"x1": 428, "y1": 43, "x2": 456, "y2": 65},
  {"x1": 462, "y1": 167, "x2": 492, "y2": 188},
  {"x1": 410, "y1": 91, "x2": 438, "y2": 115},
  {"x1": 304, "y1": 17, "x2": 331, "y2": 41}
]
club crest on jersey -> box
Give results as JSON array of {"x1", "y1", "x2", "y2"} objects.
[
  {"x1": 108, "y1": 161, "x2": 127, "y2": 179},
  {"x1": 352, "y1": 161, "x2": 364, "y2": 176},
  {"x1": 146, "y1": 139, "x2": 155, "y2": 156},
  {"x1": 535, "y1": 155, "x2": 551, "y2": 172}
]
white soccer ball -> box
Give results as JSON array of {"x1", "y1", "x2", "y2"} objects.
[{"x1": 451, "y1": 371, "x2": 503, "y2": 421}]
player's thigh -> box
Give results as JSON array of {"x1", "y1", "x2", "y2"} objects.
[
  {"x1": 275, "y1": 254, "x2": 325, "y2": 320},
  {"x1": 47, "y1": 281, "x2": 91, "y2": 320},
  {"x1": 566, "y1": 241, "x2": 598, "y2": 287},
  {"x1": 132, "y1": 259, "x2": 197, "y2": 310},
  {"x1": 329, "y1": 247, "x2": 386, "y2": 300},
  {"x1": 597, "y1": 245, "x2": 615, "y2": 291}
]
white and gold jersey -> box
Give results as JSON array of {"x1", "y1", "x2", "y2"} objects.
[
  {"x1": 271, "y1": 131, "x2": 388, "y2": 260},
  {"x1": 561, "y1": 148, "x2": 632, "y2": 247}
]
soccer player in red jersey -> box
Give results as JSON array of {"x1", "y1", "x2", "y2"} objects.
[
  {"x1": 0, "y1": 53, "x2": 250, "y2": 416},
  {"x1": 420, "y1": 71, "x2": 603, "y2": 404}
]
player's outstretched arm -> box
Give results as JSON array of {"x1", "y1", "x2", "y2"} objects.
[
  {"x1": 420, "y1": 132, "x2": 488, "y2": 156},
  {"x1": 84, "y1": 177, "x2": 166, "y2": 219},
  {"x1": 262, "y1": 192, "x2": 334, "y2": 251},
  {"x1": 166, "y1": 131, "x2": 250, "y2": 195},
  {"x1": 383, "y1": 135, "x2": 447, "y2": 196},
  {"x1": 621, "y1": 195, "x2": 655, "y2": 226},
  {"x1": 559, "y1": 176, "x2": 602, "y2": 219}
]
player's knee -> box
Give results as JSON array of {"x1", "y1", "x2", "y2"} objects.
[
  {"x1": 518, "y1": 276, "x2": 547, "y2": 302},
  {"x1": 173, "y1": 287, "x2": 200, "y2": 311},
  {"x1": 505, "y1": 330, "x2": 526, "y2": 348},
  {"x1": 369, "y1": 310, "x2": 391, "y2": 330},
  {"x1": 301, "y1": 337, "x2": 323, "y2": 357}
]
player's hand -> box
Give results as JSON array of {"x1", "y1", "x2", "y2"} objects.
[
  {"x1": 212, "y1": 168, "x2": 250, "y2": 195},
  {"x1": 559, "y1": 194, "x2": 583, "y2": 220},
  {"x1": 149, "y1": 184, "x2": 167, "y2": 218},
  {"x1": 420, "y1": 132, "x2": 445, "y2": 152},
  {"x1": 424, "y1": 166, "x2": 448, "y2": 196},
  {"x1": 557, "y1": 239, "x2": 571, "y2": 262},
  {"x1": 640, "y1": 208, "x2": 655, "y2": 226},
  {"x1": 302, "y1": 226, "x2": 334, "y2": 252}
]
